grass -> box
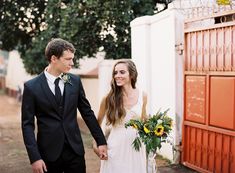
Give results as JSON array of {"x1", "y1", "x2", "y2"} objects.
[{"x1": 156, "y1": 153, "x2": 172, "y2": 165}]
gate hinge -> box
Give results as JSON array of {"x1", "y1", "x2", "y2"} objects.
[{"x1": 175, "y1": 43, "x2": 184, "y2": 55}]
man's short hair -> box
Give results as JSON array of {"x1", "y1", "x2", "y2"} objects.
[{"x1": 45, "y1": 38, "x2": 76, "y2": 62}]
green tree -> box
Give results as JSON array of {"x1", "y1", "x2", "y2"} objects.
[
  {"x1": 21, "y1": 0, "x2": 65, "y2": 74},
  {"x1": 0, "y1": 0, "x2": 46, "y2": 52},
  {"x1": 0, "y1": 0, "x2": 171, "y2": 75},
  {"x1": 98, "y1": 0, "x2": 158, "y2": 59}
]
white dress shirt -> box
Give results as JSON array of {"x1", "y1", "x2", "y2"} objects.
[{"x1": 44, "y1": 70, "x2": 64, "y2": 95}]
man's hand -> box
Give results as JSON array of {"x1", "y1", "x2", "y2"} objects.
[
  {"x1": 98, "y1": 145, "x2": 108, "y2": 160},
  {"x1": 31, "y1": 159, "x2": 47, "y2": 173},
  {"x1": 93, "y1": 140, "x2": 99, "y2": 157}
]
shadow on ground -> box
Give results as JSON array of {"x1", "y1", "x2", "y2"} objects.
[{"x1": 158, "y1": 164, "x2": 198, "y2": 173}]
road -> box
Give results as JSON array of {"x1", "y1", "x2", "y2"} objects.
[
  {"x1": 0, "y1": 93, "x2": 195, "y2": 173},
  {"x1": 0, "y1": 94, "x2": 99, "y2": 173}
]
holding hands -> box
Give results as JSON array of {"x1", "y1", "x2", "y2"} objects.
[
  {"x1": 93, "y1": 142, "x2": 108, "y2": 160},
  {"x1": 98, "y1": 145, "x2": 108, "y2": 160}
]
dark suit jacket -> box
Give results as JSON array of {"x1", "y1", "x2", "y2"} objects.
[{"x1": 21, "y1": 72, "x2": 106, "y2": 164}]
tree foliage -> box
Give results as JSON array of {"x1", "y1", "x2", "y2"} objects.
[
  {"x1": 0, "y1": 0, "x2": 171, "y2": 75},
  {"x1": 0, "y1": 0, "x2": 46, "y2": 52}
]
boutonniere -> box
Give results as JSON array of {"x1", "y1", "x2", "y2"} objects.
[{"x1": 61, "y1": 73, "x2": 72, "y2": 85}]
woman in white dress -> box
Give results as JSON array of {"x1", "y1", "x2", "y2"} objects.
[{"x1": 94, "y1": 60, "x2": 148, "y2": 173}]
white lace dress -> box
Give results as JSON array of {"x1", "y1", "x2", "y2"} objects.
[{"x1": 100, "y1": 91, "x2": 147, "y2": 173}]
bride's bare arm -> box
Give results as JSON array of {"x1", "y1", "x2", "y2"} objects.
[
  {"x1": 97, "y1": 97, "x2": 106, "y2": 125},
  {"x1": 93, "y1": 96, "x2": 107, "y2": 156},
  {"x1": 141, "y1": 92, "x2": 148, "y2": 120}
]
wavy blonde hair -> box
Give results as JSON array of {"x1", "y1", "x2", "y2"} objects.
[{"x1": 105, "y1": 60, "x2": 138, "y2": 125}]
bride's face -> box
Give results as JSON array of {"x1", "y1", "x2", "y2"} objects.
[{"x1": 114, "y1": 63, "x2": 131, "y2": 87}]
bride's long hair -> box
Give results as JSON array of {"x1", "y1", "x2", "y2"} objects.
[{"x1": 105, "y1": 60, "x2": 138, "y2": 125}]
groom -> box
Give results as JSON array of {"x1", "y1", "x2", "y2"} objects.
[{"x1": 21, "y1": 38, "x2": 107, "y2": 173}]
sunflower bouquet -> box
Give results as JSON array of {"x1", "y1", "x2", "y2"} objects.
[{"x1": 125, "y1": 109, "x2": 173, "y2": 154}]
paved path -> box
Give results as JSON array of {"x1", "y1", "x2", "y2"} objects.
[
  {"x1": 0, "y1": 94, "x2": 99, "y2": 173},
  {"x1": 0, "y1": 93, "x2": 198, "y2": 173}
]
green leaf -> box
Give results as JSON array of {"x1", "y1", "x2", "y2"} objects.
[{"x1": 132, "y1": 137, "x2": 142, "y2": 151}]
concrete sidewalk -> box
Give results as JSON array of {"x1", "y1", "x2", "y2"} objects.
[{"x1": 158, "y1": 164, "x2": 198, "y2": 173}]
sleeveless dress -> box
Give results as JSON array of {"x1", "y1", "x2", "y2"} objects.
[{"x1": 100, "y1": 90, "x2": 147, "y2": 173}]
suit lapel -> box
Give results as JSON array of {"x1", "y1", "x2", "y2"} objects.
[
  {"x1": 63, "y1": 81, "x2": 73, "y2": 116},
  {"x1": 39, "y1": 72, "x2": 60, "y2": 115}
]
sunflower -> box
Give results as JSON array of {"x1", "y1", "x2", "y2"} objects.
[
  {"x1": 144, "y1": 125, "x2": 150, "y2": 134},
  {"x1": 154, "y1": 125, "x2": 164, "y2": 136},
  {"x1": 125, "y1": 108, "x2": 173, "y2": 154}
]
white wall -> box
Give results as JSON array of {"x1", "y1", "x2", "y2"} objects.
[
  {"x1": 131, "y1": 16, "x2": 152, "y2": 99},
  {"x1": 131, "y1": 7, "x2": 184, "y2": 162},
  {"x1": 6, "y1": 50, "x2": 32, "y2": 91},
  {"x1": 81, "y1": 78, "x2": 99, "y2": 115},
  {"x1": 98, "y1": 60, "x2": 116, "y2": 103}
]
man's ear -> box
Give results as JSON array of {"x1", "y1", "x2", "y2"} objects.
[{"x1": 51, "y1": 55, "x2": 58, "y2": 63}]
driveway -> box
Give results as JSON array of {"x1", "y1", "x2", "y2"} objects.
[{"x1": 0, "y1": 93, "x2": 197, "y2": 173}]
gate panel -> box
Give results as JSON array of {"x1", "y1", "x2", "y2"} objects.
[
  {"x1": 233, "y1": 25, "x2": 235, "y2": 70},
  {"x1": 202, "y1": 130, "x2": 208, "y2": 169},
  {"x1": 197, "y1": 31, "x2": 203, "y2": 71},
  {"x1": 230, "y1": 138, "x2": 235, "y2": 171},
  {"x1": 203, "y1": 30, "x2": 210, "y2": 71},
  {"x1": 208, "y1": 131, "x2": 215, "y2": 171},
  {"x1": 192, "y1": 32, "x2": 197, "y2": 71},
  {"x1": 215, "y1": 133, "x2": 223, "y2": 172},
  {"x1": 217, "y1": 28, "x2": 224, "y2": 71},
  {"x1": 186, "y1": 33, "x2": 191, "y2": 70},
  {"x1": 183, "y1": 124, "x2": 235, "y2": 173},
  {"x1": 222, "y1": 135, "x2": 230, "y2": 173},
  {"x1": 210, "y1": 29, "x2": 217, "y2": 71},
  {"x1": 195, "y1": 128, "x2": 202, "y2": 167},
  {"x1": 185, "y1": 76, "x2": 206, "y2": 124},
  {"x1": 190, "y1": 127, "x2": 196, "y2": 164},
  {"x1": 182, "y1": 12, "x2": 235, "y2": 173},
  {"x1": 210, "y1": 77, "x2": 235, "y2": 130},
  {"x1": 224, "y1": 27, "x2": 232, "y2": 71}
]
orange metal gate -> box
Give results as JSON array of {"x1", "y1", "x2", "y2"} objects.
[{"x1": 182, "y1": 12, "x2": 235, "y2": 173}]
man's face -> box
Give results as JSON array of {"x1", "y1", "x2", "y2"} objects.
[{"x1": 53, "y1": 50, "x2": 74, "y2": 73}]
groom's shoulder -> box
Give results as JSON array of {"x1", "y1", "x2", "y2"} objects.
[
  {"x1": 68, "y1": 73, "x2": 81, "y2": 82},
  {"x1": 24, "y1": 74, "x2": 42, "y2": 87}
]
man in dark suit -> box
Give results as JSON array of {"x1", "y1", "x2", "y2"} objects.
[{"x1": 21, "y1": 38, "x2": 107, "y2": 173}]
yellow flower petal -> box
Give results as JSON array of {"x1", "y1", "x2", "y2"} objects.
[
  {"x1": 217, "y1": 0, "x2": 231, "y2": 5},
  {"x1": 132, "y1": 124, "x2": 138, "y2": 129},
  {"x1": 154, "y1": 125, "x2": 164, "y2": 136},
  {"x1": 144, "y1": 125, "x2": 150, "y2": 134}
]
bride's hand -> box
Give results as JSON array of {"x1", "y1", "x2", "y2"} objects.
[{"x1": 98, "y1": 145, "x2": 108, "y2": 160}]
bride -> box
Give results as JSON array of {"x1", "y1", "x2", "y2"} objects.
[{"x1": 94, "y1": 60, "x2": 148, "y2": 173}]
